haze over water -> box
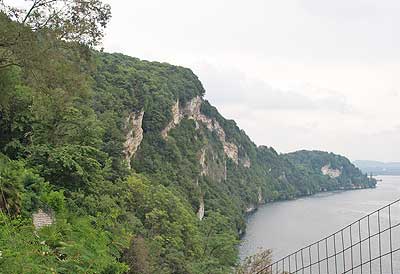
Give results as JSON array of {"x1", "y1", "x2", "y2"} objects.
[{"x1": 240, "y1": 176, "x2": 400, "y2": 271}]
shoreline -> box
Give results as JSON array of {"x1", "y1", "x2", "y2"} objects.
[{"x1": 239, "y1": 183, "x2": 377, "y2": 239}]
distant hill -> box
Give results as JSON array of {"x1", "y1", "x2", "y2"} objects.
[
  {"x1": 284, "y1": 150, "x2": 376, "y2": 191},
  {"x1": 354, "y1": 160, "x2": 400, "y2": 175}
]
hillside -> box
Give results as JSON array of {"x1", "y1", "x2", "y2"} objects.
[
  {"x1": 93, "y1": 51, "x2": 376, "y2": 223},
  {"x1": 0, "y1": 12, "x2": 376, "y2": 274},
  {"x1": 284, "y1": 150, "x2": 376, "y2": 190},
  {"x1": 354, "y1": 160, "x2": 400, "y2": 175}
]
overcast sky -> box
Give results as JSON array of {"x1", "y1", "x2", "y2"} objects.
[{"x1": 102, "y1": 0, "x2": 400, "y2": 162}]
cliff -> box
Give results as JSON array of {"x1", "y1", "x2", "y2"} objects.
[
  {"x1": 93, "y1": 52, "x2": 376, "y2": 230},
  {"x1": 0, "y1": 43, "x2": 376, "y2": 273}
]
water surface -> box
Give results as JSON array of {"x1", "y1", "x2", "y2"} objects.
[{"x1": 239, "y1": 176, "x2": 400, "y2": 268}]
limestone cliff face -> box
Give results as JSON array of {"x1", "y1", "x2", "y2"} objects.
[
  {"x1": 199, "y1": 147, "x2": 207, "y2": 176},
  {"x1": 245, "y1": 188, "x2": 264, "y2": 214},
  {"x1": 197, "y1": 195, "x2": 205, "y2": 220},
  {"x1": 198, "y1": 145, "x2": 226, "y2": 182},
  {"x1": 241, "y1": 156, "x2": 251, "y2": 168},
  {"x1": 321, "y1": 164, "x2": 341, "y2": 178},
  {"x1": 223, "y1": 142, "x2": 238, "y2": 164},
  {"x1": 258, "y1": 187, "x2": 263, "y2": 204},
  {"x1": 162, "y1": 96, "x2": 251, "y2": 167},
  {"x1": 95, "y1": 52, "x2": 376, "y2": 235},
  {"x1": 161, "y1": 100, "x2": 180, "y2": 138},
  {"x1": 124, "y1": 111, "x2": 145, "y2": 168}
]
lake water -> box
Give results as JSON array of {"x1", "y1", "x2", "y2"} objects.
[{"x1": 239, "y1": 176, "x2": 400, "y2": 273}]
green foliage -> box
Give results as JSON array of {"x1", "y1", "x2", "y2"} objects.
[
  {"x1": 0, "y1": 154, "x2": 25, "y2": 215},
  {"x1": 0, "y1": 213, "x2": 128, "y2": 274},
  {"x1": 0, "y1": 0, "x2": 111, "y2": 69},
  {"x1": 195, "y1": 212, "x2": 239, "y2": 273},
  {"x1": 0, "y1": 7, "x2": 376, "y2": 274},
  {"x1": 122, "y1": 235, "x2": 152, "y2": 274},
  {"x1": 0, "y1": 67, "x2": 32, "y2": 159},
  {"x1": 284, "y1": 150, "x2": 377, "y2": 190},
  {"x1": 0, "y1": 153, "x2": 64, "y2": 216},
  {"x1": 124, "y1": 175, "x2": 203, "y2": 273},
  {"x1": 28, "y1": 144, "x2": 107, "y2": 191}
]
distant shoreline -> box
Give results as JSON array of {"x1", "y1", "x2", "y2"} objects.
[
  {"x1": 354, "y1": 160, "x2": 400, "y2": 176},
  {"x1": 239, "y1": 179, "x2": 379, "y2": 238}
]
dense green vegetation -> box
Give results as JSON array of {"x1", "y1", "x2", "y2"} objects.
[
  {"x1": 284, "y1": 150, "x2": 376, "y2": 191},
  {"x1": 0, "y1": 2, "x2": 376, "y2": 273}
]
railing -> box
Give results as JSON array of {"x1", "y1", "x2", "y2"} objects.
[{"x1": 256, "y1": 198, "x2": 400, "y2": 274}]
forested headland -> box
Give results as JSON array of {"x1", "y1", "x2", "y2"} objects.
[{"x1": 0, "y1": 1, "x2": 376, "y2": 273}]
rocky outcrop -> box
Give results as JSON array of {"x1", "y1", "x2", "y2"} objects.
[
  {"x1": 199, "y1": 147, "x2": 207, "y2": 176},
  {"x1": 245, "y1": 188, "x2": 264, "y2": 214},
  {"x1": 197, "y1": 195, "x2": 205, "y2": 220},
  {"x1": 161, "y1": 97, "x2": 203, "y2": 138},
  {"x1": 223, "y1": 142, "x2": 238, "y2": 164},
  {"x1": 245, "y1": 205, "x2": 256, "y2": 213},
  {"x1": 161, "y1": 100, "x2": 181, "y2": 138},
  {"x1": 162, "y1": 97, "x2": 242, "y2": 164},
  {"x1": 258, "y1": 187, "x2": 263, "y2": 204},
  {"x1": 33, "y1": 209, "x2": 54, "y2": 229},
  {"x1": 321, "y1": 164, "x2": 341, "y2": 178},
  {"x1": 183, "y1": 96, "x2": 202, "y2": 119},
  {"x1": 241, "y1": 155, "x2": 251, "y2": 168},
  {"x1": 124, "y1": 111, "x2": 144, "y2": 168},
  {"x1": 224, "y1": 161, "x2": 227, "y2": 181},
  {"x1": 198, "y1": 146, "x2": 227, "y2": 182}
]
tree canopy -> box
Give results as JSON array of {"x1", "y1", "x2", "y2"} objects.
[{"x1": 0, "y1": 0, "x2": 111, "y2": 69}]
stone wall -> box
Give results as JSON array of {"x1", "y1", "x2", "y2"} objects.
[{"x1": 32, "y1": 209, "x2": 54, "y2": 229}]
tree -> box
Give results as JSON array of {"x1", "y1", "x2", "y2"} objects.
[
  {"x1": 0, "y1": 0, "x2": 111, "y2": 45},
  {"x1": 0, "y1": 163, "x2": 24, "y2": 216},
  {"x1": 191, "y1": 212, "x2": 239, "y2": 273},
  {"x1": 235, "y1": 249, "x2": 273, "y2": 274},
  {"x1": 0, "y1": 212, "x2": 128, "y2": 273},
  {"x1": 122, "y1": 235, "x2": 152, "y2": 274},
  {"x1": 0, "y1": 0, "x2": 111, "y2": 69}
]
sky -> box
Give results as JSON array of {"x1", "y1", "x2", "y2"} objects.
[{"x1": 101, "y1": 0, "x2": 400, "y2": 162}]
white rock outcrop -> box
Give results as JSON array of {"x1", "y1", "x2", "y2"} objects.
[
  {"x1": 241, "y1": 155, "x2": 251, "y2": 168},
  {"x1": 124, "y1": 111, "x2": 144, "y2": 168},
  {"x1": 224, "y1": 161, "x2": 227, "y2": 181},
  {"x1": 162, "y1": 97, "x2": 242, "y2": 164},
  {"x1": 197, "y1": 195, "x2": 205, "y2": 220},
  {"x1": 258, "y1": 187, "x2": 263, "y2": 204},
  {"x1": 199, "y1": 147, "x2": 207, "y2": 176},
  {"x1": 223, "y1": 142, "x2": 238, "y2": 164},
  {"x1": 245, "y1": 205, "x2": 256, "y2": 213},
  {"x1": 161, "y1": 100, "x2": 181, "y2": 138},
  {"x1": 321, "y1": 164, "x2": 341, "y2": 178}
]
